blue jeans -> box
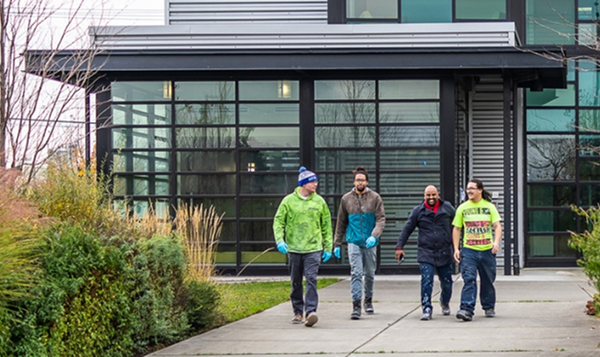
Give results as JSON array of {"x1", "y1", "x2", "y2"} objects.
[
  {"x1": 348, "y1": 243, "x2": 377, "y2": 302},
  {"x1": 420, "y1": 262, "x2": 453, "y2": 313},
  {"x1": 289, "y1": 251, "x2": 321, "y2": 315},
  {"x1": 459, "y1": 248, "x2": 497, "y2": 315}
]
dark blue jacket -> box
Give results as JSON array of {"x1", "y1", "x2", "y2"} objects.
[{"x1": 396, "y1": 199, "x2": 456, "y2": 267}]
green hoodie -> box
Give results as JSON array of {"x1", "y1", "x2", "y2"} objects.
[{"x1": 273, "y1": 187, "x2": 333, "y2": 254}]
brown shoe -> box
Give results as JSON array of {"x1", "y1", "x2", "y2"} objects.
[
  {"x1": 291, "y1": 314, "x2": 303, "y2": 324},
  {"x1": 304, "y1": 312, "x2": 318, "y2": 327}
]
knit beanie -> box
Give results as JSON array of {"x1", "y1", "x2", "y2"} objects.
[{"x1": 298, "y1": 166, "x2": 318, "y2": 186}]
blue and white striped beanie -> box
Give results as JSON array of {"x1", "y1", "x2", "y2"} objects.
[{"x1": 298, "y1": 166, "x2": 318, "y2": 186}]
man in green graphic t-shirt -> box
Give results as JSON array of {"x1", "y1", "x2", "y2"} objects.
[{"x1": 452, "y1": 179, "x2": 502, "y2": 322}]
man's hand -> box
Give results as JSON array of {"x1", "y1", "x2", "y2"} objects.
[
  {"x1": 365, "y1": 236, "x2": 377, "y2": 249},
  {"x1": 277, "y1": 242, "x2": 288, "y2": 254},
  {"x1": 334, "y1": 246, "x2": 341, "y2": 259},
  {"x1": 453, "y1": 249, "x2": 461, "y2": 263},
  {"x1": 322, "y1": 251, "x2": 332, "y2": 263},
  {"x1": 491, "y1": 242, "x2": 500, "y2": 254},
  {"x1": 395, "y1": 248, "x2": 405, "y2": 262}
]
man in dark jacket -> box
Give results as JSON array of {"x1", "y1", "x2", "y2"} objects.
[{"x1": 396, "y1": 185, "x2": 456, "y2": 321}]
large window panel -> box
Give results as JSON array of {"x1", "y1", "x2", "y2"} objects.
[
  {"x1": 318, "y1": 173, "x2": 352, "y2": 195},
  {"x1": 379, "y1": 80, "x2": 439, "y2": 100},
  {"x1": 380, "y1": 103, "x2": 439, "y2": 123},
  {"x1": 113, "y1": 175, "x2": 170, "y2": 196},
  {"x1": 346, "y1": 0, "x2": 397, "y2": 19},
  {"x1": 526, "y1": 86, "x2": 575, "y2": 107},
  {"x1": 527, "y1": 135, "x2": 575, "y2": 181},
  {"x1": 578, "y1": 0, "x2": 600, "y2": 20},
  {"x1": 240, "y1": 127, "x2": 299, "y2": 148},
  {"x1": 176, "y1": 127, "x2": 235, "y2": 148},
  {"x1": 315, "y1": 103, "x2": 376, "y2": 124},
  {"x1": 113, "y1": 127, "x2": 171, "y2": 149},
  {"x1": 380, "y1": 126, "x2": 439, "y2": 147},
  {"x1": 112, "y1": 104, "x2": 171, "y2": 125},
  {"x1": 315, "y1": 150, "x2": 376, "y2": 171},
  {"x1": 113, "y1": 151, "x2": 170, "y2": 172},
  {"x1": 240, "y1": 104, "x2": 299, "y2": 124},
  {"x1": 580, "y1": 184, "x2": 600, "y2": 206},
  {"x1": 579, "y1": 110, "x2": 600, "y2": 131},
  {"x1": 240, "y1": 244, "x2": 286, "y2": 264},
  {"x1": 174, "y1": 81, "x2": 234, "y2": 101},
  {"x1": 382, "y1": 196, "x2": 425, "y2": 220},
  {"x1": 526, "y1": 109, "x2": 575, "y2": 132},
  {"x1": 580, "y1": 160, "x2": 600, "y2": 181},
  {"x1": 240, "y1": 174, "x2": 297, "y2": 194},
  {"x1": 239, "y1": 80, "x2": 299, "y2": 101},
  {"x1": 240, "y1": 150, "x2": 300, "y2": 171},
  {"x1": 315, "y1": 127, "x2": 376, "y2": 148},
  {"x1": 380, "y1": 149, "x2": 440, "y2": 171},
  {"x1": 401, "y1": 0, "x2": 452, "y2": 23},
  {"x1": 315, "y1": 80, "x2": 375, "y2": 100},
  {"x1": 527, "y1": 184, "x2": 576, "y2": 207},
  {"x1": 215, "y1": 244, "x2": 237, "y2": 264},
  {"x1": 578, "y1": 60, "x2": 600, "y2": 106},
  {"x1": 177, "y1": 151, "x2": 236, "y2": 172},
  {"x1": 528, "y1": 235, "x2": 577, "y2": 257},
  {"x1": 175, "y1": 104, "x2": 235, "y2": 125},
  {"x1": 456, "y1": 0, "x2": 506, "y2": 20},
  {"x1": 240, "y1": 198, "x2": 282, "y2": 218},
  {"x1": 240, "y1": 222, "x2": 275, "y2": 242},
  {"x1": 112, "y1": 81, "x2": 171, "y2": 102},
  {"x1": 579, "y1": 135, "x2": 600, "y2": 157},
  {"x1": 380, "y1": 173, "x2": 440, "y2": 194},
  {"x1": 178, "y1": 174, "x2": 236, "y2": 195},
  {"x1": 179, "y1": 198, "x2": 236, "y2": 219},
  {"x1": 528, "y1": 210, "x2": 577, "y2": 232},
  {"x1": 526, "y1": 0, "x2": 575, "y2": 45}
]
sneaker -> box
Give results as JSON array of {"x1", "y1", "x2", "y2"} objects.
[
  {"x1": 364, "y1": 297, "x2": 374, "y2": 314},
  {"x1": 420, "y1": 312, "x2": 432, "y2": 321},
  {"x1": 305, "y1": 312, "x2": 318, "y2": 327},
  {"x1": 351, "y1": 300, "x2": 361, "y2": 320},
  {"x1": 441, "y1": 304, "x2": 451, "y2": 316},
  {"x1": 485, "y1": 309, "x2": 495, "y2": 317},
  {"x1": 456, "y1": 309, "x2": 473, "y2": 321},
  {"x1": 291, "y1": 314, "x2": 303, "y2": 324}
]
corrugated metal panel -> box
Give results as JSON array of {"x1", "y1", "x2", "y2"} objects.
[
  {"x1": 167, "y1": 0, "x2": 327, "y2": 25},
  {"x1": 91, "y1": 22, "x2": 517, "y2": 50}
]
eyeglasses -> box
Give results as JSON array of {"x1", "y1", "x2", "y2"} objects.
[
  {"x1": 466, "y1": 186, "x2": 479, "y2": 191},
  {"x1": 354, "y1": 179, "x2": 367, "y2": 183}
]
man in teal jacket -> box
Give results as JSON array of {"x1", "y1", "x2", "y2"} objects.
[{"x1": 273, "y1": 166, "x2": 333, "y2": 327}]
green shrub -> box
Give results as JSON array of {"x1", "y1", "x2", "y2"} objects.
[
  {"x1": 570, "y1": 205, "x2": 600, "y2": 314},
  {"x1": 186, "y1": 281, "x2": 220, "y2": 330}
]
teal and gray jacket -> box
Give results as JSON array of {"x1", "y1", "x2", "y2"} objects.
[
  {"x1": 273, "y1": 187, "x2": 333, "y2": 254},
  {"x1": 334, "y1": 188, "x2": 386, "y2": 248}
]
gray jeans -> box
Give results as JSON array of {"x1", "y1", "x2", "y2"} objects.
[
  {"x1": 348, "y1": 243, "x2": 377, "y2": 302},
  {"x1": 289, "y1": 251, "x2": 321, "y2": 315}
]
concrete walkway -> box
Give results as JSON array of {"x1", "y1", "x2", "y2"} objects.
[{"x1": 148, "y1": 268, "x2": 600, "y2": 357}]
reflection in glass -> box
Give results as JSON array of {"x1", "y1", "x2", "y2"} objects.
[
  {"x1": 175, "y1": 104, "x2": 234, "y2": 125},
  {"x1": 346, "y1": 0, "x2": 398, "y2": 19},
  {"x1": 113, "y1": 175, "x2": 170, "y2": 196},
  {"x1": 578, "y1": 0, "x2": 600, "y2": 20},
  {"x1": 580, "y1": 160, "x2": 600, "y2": 181},
  {"x1": 240, "y1": 174, "x2": 297, "y2": 194},
  {"x1": 579, "y1": 60, "x2": 600, "y2": 106},
  {"x1": 215, "y1": 243, "x2": 237, "y2": 264},
  {"x1": 315, "y1": 150, "x2": 376, "y2": 171},
  {"x1": 379, "y1": 103, "x2": 439, "y2": 123},
  {"x1": 526, "y1": 86, "x2": 575, "y2": 106},
  {"x1": 111, "y1": 81, "x2": 170, "y2": 102},
  {"x1": 317, "y1": 173, "x2": 352, "y2": 195},
  {"x1": 240, "y1": 198, "x2": 282, "y2": 218},
  {"x1": 112, "y1": 104, "x2": 171, "y2": 125},
  {"x1": 240, "y1": 150, "x2": 300, "y2": 171},
  {"x1": 579, "y1": 110, "x2": 600, "y2": 131},
  {"x1": 179, "y1": 198, "x2": 236, "y2": 219},
  {"x1": 528, "y1": 210, "x2": 577, "y2": 232},
  {"x1": 527, "y1": 135, "x2": 575, "y2": 181},
  {"x1": 174, "y1": 81, "x2": 234, "y2": 101},
  {"x1": 527, "y1": 185, "x2": 576, "y2": 207},
  {"x1": 113, "y1": 151, "x2": 170, "y2": 172},
  {"x1": 456, "y1": 0, "x2": 506, "y2": 19},
  {"x1": 240, "y1": 243, "x2": 287, "y2": 264},
  {"x1": 528, "y1": 235, "x2": 576, "y2": 257},
  {"x1": 315, "y1": 80, "x2": 375, "y2": 100},
  {"x1": 177, "y1": 151, "x2": 236, "y2": 172},
  {"x1": 382, "y1": 196, "x2": 425, "y2": 219},
  {"x1": 526, "y1": 110, "x2": 575, "y2": 131},
  {"x1": 580, "y1": 185, "x2": 600, "y2": 206},
  {"x1": 315, "y1": 103, "x2": 375, "y2": 124},
  {"x1": 239, "y1": 127, "x2": 299, "y2": 148},
  {"x1": 379, "y1": 80, "x2": 439, "y2": 99},
  {"x1": 315, "y1": 126, "x2": 375, "y2": 148},
  {"x1": 240, "y1": 222, "x2": 276, "y2": 241},
  {"x1": 579, "y1": 135, "x2": 600, "y2": 157},
  {"x1": 380, "y1": 149, "x2": 440, "y2": 170},
  {"x1": 176, "y1": 127, "x2": 235, "y2": 148},
  {"x1": 526, "y1": 0, "x2": 575, "y2": 45},
  {"x1": 113, "y1": 127, "x2": 171, "y2": 149},
  {"x1": 239, "y1": 104, "x2": 299, "y2": 124},
  {"x1": 380, "y1": 126, "x2": 439, "y2": 147},
  {"x1": 239, "y1": 81, "x2": 299, "y2": 100},
  {"x1": 178, "y1": 174, "x2": 236, "y2": 194},
  {"x1": 380, "y1": 173, "x2": 440, "y2": 194},
  {"x1": 401, "y1": 0, "x2": 452, "y2": 23}
]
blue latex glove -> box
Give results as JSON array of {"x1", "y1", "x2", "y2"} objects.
[
  {"x1": 333, "y1": 246, "x2": 341, "y2": 259},
  {"x1": 277, "y1": 242, "x2": 289, "y2": 254},
  {"x1": 365, "y1": 236, "x2": 377, "y2": 249},
  {"x1": 322, "y1": 251, "x2": 332, "y2": 263}
]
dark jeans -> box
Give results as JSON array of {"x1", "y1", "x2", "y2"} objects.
[
  {"x1": 459, "y1": 247, "x2": 497, "y2": 315},
  {"x1": 420, "y1": 262, "x2": 453, "y2": 313},
  {"x1": 289, "y1": 251, "x2": 321, "y2": 315}
]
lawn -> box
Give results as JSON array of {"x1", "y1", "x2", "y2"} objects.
[{"x1": 215, "y1": 278, "x2": 341, "y2": 324}]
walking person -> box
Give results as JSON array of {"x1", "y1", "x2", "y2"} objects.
[
  {"x1": 396, "y1": 185, "x2": 456, "y2": 321},
  {"x1": 452, "y1": 179, "x2": 502, "y2": 322},
  {"x1": 273, "y1": 166, "x2": 333, "y2": 327},
  {"x1": 333, "y1": 166, "x2": 386, "y2": 320}
]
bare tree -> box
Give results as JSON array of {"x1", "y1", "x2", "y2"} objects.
[{"x1": 1, "y1": 0, "x2": 109, "y2": 184}]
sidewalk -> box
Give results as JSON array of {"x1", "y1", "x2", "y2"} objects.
[{"x1": 148, "y1": 268, "x2": 599, "y2": 357}]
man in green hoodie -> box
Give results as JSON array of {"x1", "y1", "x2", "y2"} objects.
[{"x1": 273, "y1": 166, "x2": 333, "y2": 327}]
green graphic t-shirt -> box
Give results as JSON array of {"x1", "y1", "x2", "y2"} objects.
[{"x1": 452, "y1": 199, "x2": 501, "y2": 251}]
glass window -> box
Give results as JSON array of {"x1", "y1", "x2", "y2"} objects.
[
  {"x1": 175, "y1": 104, "x2": 235, "y2": 125},
  {"x1": 113, "y1": 174, "x2": 170, "y2": 196},
  {"x1": 567, "y1": 60, "x2": 576, "y2": 81},
  {"x1": 346, "y1": 0, "x2": 397, "y2": 19},
  {"x1": 113, "y1": 151, "x2": 170, "y2": 173},
  {"x1": 382, "y1": 196, "x2": 426, "y2": 219},
  {"x1": 176, "y1": 127, "x2": 236, "y2": 149},
  {"x1": 527, "y1": 184, "x2": 576, "y2": 207},
  {"x1": 239, "y1": 81, "x2": 299, "y2": 101},
  {"x1": 178, "y1": 174, "x2": 236, "y2": 194},
  {"x1": 112, "y1": 104, "x2": 171, "y2": 125},
  {"x1": 177, "y1": 151, "x2": 236, "y2": 172},
  {"x1": 180, "y1": 198, "x2": 236, "y2": 219},
  {"x1": 380, "y1": 173, "x2": 440, "y2": 194},
  {"x1": 239, "y1": 174, "x2": 297, "y2": 194},
  {"x1": 528, "y1": 210, "x2": 577, "y2": 232},
  {"x1": 111, "y1": 81, "x2": 171, "y2": 102},
  {"x1": 580, "y1": 160, "x2": 600, "y2": 180},
  {"x1": 526, "y1": 109, "x2": 575, "y2": 131},
  {"x1": 240, "y1": 198, "x2": 282, "y2": 218},
  {"x1": 380, "y1": 103, "x2": 440, "y2": 123},
  {"x1": 578, "y1": 60, "x2": 600, "y2": 106},
  {"x1": 315, "y1": 103, "x2": 376, "y2": 124},
  {"x1": 317, "y1": 173, "x2": 353, "y2": 195},
  {"x1": 174, "y1": 81, "x2": 234, "y2": 101},
  {"x1": 579, "y1": 135, "x2": 600, "y2": 157},
  {"x1": 240, "y1": 104, "x2": 299, "y2": 124},
  {"x1": 578, "y1": 23, "x2": 600, "y2": 46},
  {"x1": 528, "y1": 235, "x2": 577, "y2": 257},
  {"x1": 315, "y1": 150, "x2": 376, "y2": 171},
  {"x1": 380, "y1": 126, "x2": 440, "y2": 147},
  {"x1": 315, "y1": 80, "x2": 375, "y2": 100},
  {"x1": 525, "y1": 85, "x2": 575, "y2": 106},
  {"x1": 527, "y1": 135, "x2": 575, "y2": 181},
  {"x1": 240, "y1": 244, "x2": 287, "y2": 264},
  {"x1": 240, "y1": 222, "x2": 276, "y2": 242},
  {"x1": 215, "y1": 243, "x2": 237, "y2": 264},
  {"x1": 526, "y1": 0, "x2": 575, "y2": 45},
  {"x1": 401, "y1": 0, "x2": 452, "y2": 23},
  {"x1": 240, "y1": 127, "x2": 299, "y2": 148},
  {"x1": 579, "y1": 110, "x2": 600, "y2": 131},
  {"x1": 580, "y1": 184, "x2": 600, "y2": 206},
  {"x1": 240, "y1": 150, "x2": 300, "y2": 171},
  {"x1": 380, "y1": 149, "x2": 440, "y2": 170},
  {"x1": 456, "y1": 0, "x2": 506, "y2": 20},
  {"x1": 113, "y1": 127, "x2": 171, "y2": 149},
  {"x1": 379, "y1": 80, "x2": 439, "y2": 99},
  {"x1": 578, "y1": 0, "x2": 600, "y2": 20},
  {"x1": 315, "y1": 126, "x2": 376, "y2": 147}
]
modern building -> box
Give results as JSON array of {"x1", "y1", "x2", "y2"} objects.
[{"x1": 27, "y1": 0, "x2": 600, "y2": 275}]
